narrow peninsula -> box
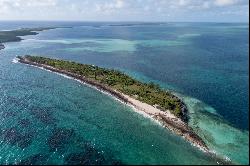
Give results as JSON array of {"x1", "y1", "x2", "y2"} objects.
[
  {"x1": 17, "y1": 55, "x2": 214, "y2": 153},
  {"x1": 0, "y1": 28, "x2": 55, "y2": 50}
]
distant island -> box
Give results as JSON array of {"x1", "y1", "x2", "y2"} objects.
[
  {"x1": 0, "y1": 43, "x2": 4, "y2": 50},
  {"x1": 0, "y1": 27, "x2": 55, "y2": 50},
  {"x1": 17, "y1": 55, "x2": 212, "y2": 151}
]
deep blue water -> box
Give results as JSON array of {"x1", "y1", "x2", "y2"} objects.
[{"x1": 0, "y1": 21, "x2": 249, "y2": 164}]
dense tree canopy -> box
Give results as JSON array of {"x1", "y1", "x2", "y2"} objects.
[{"x1": 21, "y1": 55, "x2": 185, "y2": 118}]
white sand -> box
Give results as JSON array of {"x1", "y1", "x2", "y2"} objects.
[{"x1": 18, "y1": 57, "x2": 213, "y2": 154}]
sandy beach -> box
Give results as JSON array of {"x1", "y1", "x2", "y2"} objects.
[
  {"x1": 17, "y1": 56, "x2": 233, "y2": 164},
  {"x1": 17, "y1": 56, "x2": 209, "y2": 150}
]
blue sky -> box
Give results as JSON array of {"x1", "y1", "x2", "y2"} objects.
[{"x1": 0, "y1": 0, "x2": 249, "y2": 22}]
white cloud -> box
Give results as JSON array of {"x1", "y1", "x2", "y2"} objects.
[
  {"x1": 214, "y1": 0, "x2": 238, "y2": 6},
  {"x1": 0, "y1": 0, "x2": 58, "y2": 14},
  {"x1": 0, "y1": 0, "x2": 57, "y2": 8},
  {"x1": 95, "y1": 0, "x2": 125, "y2": 13},
  {"x1": 25, "y1": 0, "x2": 58, "y2": 7},
  {"x1": 0, "y1": 0, "x2": 248, "y2": 22},
  {"x1": 178, "y1": 0, "x2": 191, "y2": 6}
]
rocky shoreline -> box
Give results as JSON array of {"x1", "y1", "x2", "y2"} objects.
[{"x1": 17, "y1": 56, "x2": 232, "y2": 165}]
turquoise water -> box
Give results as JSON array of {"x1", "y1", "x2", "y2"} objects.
[
  {"x1": 0, "y1": 22, "x2": 249, "y2": 164},
  {"x1": 0, "y1": 54, "x2": 218, "y2": 165}
]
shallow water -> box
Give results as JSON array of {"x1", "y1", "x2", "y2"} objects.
[{"x1": 0, "y1": 22, "x2": 249, "y2": 164}]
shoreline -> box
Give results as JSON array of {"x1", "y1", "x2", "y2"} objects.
[
  {"x1": 0, "y1": 27, "x2": 61, "y2": 52},
  {"x1": 17, "y1": 56, "x2": 232, "y2": 164}
]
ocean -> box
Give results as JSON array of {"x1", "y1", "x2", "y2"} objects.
[{"x1": 0, "y1": 21, "x2": 249, "y2": 164}]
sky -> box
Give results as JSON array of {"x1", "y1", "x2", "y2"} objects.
[{"x1": 0, "y1": 0, "x2": 249, "y2": 22}]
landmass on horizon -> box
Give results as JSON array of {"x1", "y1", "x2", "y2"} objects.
[
  {"x1": 0, "y1": 20, "x2": 248, "y2": 165},
  {"x1": 0, "y1": 27, "x2": 64, "y2": 50}
]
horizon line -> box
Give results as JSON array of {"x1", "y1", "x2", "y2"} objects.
[{"x1": 0, "y1": 20, "x2": 249, "y2": 24}]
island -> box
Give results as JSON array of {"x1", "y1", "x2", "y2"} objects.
[
  {"x1": 17, "y1": 55, "x2": 235, "y2": 164},
  {"x1": 17, "y1": 55, "x2": 214, "y2": 152},
  {"x1": 0, "y1": 43, "x2": 4, "y2": 50},
  {"x1": 0, "y1": 27, "x2": 55, "y2": 50}
]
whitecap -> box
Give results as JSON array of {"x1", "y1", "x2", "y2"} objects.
[{"x1": 12, "y1": 58, "x2": 19, "y2": 64}]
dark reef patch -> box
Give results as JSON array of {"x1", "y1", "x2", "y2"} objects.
[
  {"x1": 19, "y1": 132, "x2": 34, "y2": 149},
  {"x1": 1, "y1": 128, "x2": 22, "y2": 146},
  {"x1": 18, "y1": 119, "x2": 31, "y2": 128},
  {"x1": 16, "y1": 153, "x2": 49, "y2": 165},
  {"x1": 48, "y1": 128, "x2": 75, "y2": 152},
  {"x1": 2, "y1": 111, "x2": 17, "y2": 118},
  {"x1": 65, "y1": 142, "x2": 122, "y2": 165},
  {"x1": 30, "y1": 107, "x2": 57, "y2": 125},
  {"x1": 65, "y1": 152, "x2": 105, "y2": 165},
  {"x1": 6, "y1": 96, "x2": 23, "y2": 106},
  {"x1": 1, "y1": 128, "x2": 33, "y2": 149}
]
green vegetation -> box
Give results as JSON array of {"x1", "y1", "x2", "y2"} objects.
[
  {"x1": 21, "y1": 55, "x2": 186, "y2": 118},
  {"x1": 0, "y1": 27, "x2": 54, "y2": 45}
]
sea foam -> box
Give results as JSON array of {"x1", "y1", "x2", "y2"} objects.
[{"x1": 12, "y1": 58, "x2": 19, "y2": 64}]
